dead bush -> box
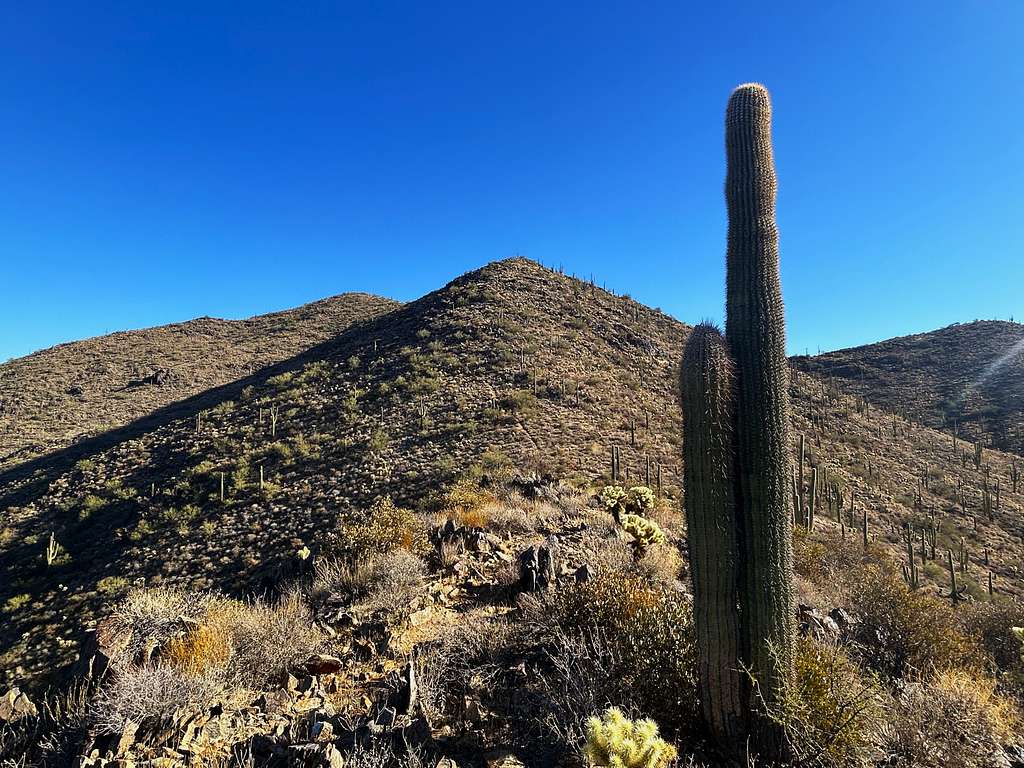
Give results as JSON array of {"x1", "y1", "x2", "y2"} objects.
[
  {"x1": 224, "y1": 591, "x2": 325, "y2": 687},
  {"x1": 312, "y1": 551, "x2": 426, "y2": 622},
  {"x1": 544, "y1": 571, "x2": 699, "y2": 739},
  {"x1": 414, "y1": 617, "x2": 514, "y2": 725},
  {"x1": 92, "y1": 664, "x2": 224, "y2": 734},
  {"x1": 877, "y1": 668, "x2": 1021, "y2": 768},
  {"x1": 537, "y1": 627, "x2": 634, "y2": 751}
]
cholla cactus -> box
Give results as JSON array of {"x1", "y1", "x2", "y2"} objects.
[
  {"x1": 584, "y1": 707, "x2": 677, "y2": 768},
  {"x1": 602, "y1": 485, "x2": 665, "y2": 550},
  {"x1": 601, "y1": 485, "x2": 630, "y2": 514},
  {"x1": 1012, "y1": 627, "x2": 1024, "y2": 663},
  {"x1": 627, "y1": 486, "x2": 656, "y2": 514},
  {"x1": 620, "y1": 514, "x2": 667, "y2": 548}
]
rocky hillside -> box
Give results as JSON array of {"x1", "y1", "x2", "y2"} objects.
[
  {"x1": 792, "y1": 320, "x2": 1024, "y2": 455},
  {"x1": 0, "y1": 293, "x2": 399, "y2": 470},
  {"x1": 2, "y1": 258, "x2": 1023, "y2": 696}
]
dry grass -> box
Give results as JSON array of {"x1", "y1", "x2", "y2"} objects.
[
  {"x1": 162, "y1": 623, "x2": 233, "y2": 676},
  {"x1": 877, "y1": 668, "x2": 1021, "y2": 768},
  {"x1": 312, "y1": 550, "x2": 427, "y2": 622}
]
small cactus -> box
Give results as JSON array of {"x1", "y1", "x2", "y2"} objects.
[
  {"x1": 601, "y1": 485, "x2": 665, "y2": 549},
  {"x1": 583, "y1": 707, "x2": 677, "y2": 768},
  {"x1": 619, "y1": 513, "x2": 667, "y2": 549}
]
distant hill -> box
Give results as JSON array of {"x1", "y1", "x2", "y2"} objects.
[
  {"x1": 792, "y1": 320, "x2": 1024, "y2": 455},
  {"x1": 2, "y1": 259, "x2": 1023, "y2": 688},
  {"x1": 0, "y1": 293, "x2": 399, "y2": 470}
]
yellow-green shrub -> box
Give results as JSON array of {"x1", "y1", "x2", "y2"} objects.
[
  {"x1": 334, "y1": 497, "x2": 430, "y2": 558},
  {"x1": 763, "y1": 638, "x2": 880, "y2": 768},
  {"x1": 583, "y1": 707, "x2": 677, "y2": 768}
]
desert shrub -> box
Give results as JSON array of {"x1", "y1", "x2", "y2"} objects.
[
  {"x1": 583, "y1": 707, "x2": 677, "y2": 768},
  {"x1": 431, "y1": 478, "x2": 497, "y2": 529},
  {"x1": 635, "y1": 544, "x2": 683, "y2": 586},
  {"x1": 108, "y1": 588, "x2": 323, "y2": 689},
  {"x1": 96, "y1": 576, "x2": 130, "y2": 596},
  {"x1": 162, "y1": 623, "x2": 233, "y2": 676},
  {"x1": 877, "y1": 668, "x2": 1021, "y2": 768},
  {"x1": 792, "y1": 527, "x2": 873, "y2": 586},
  {"x1": 358, "y1": 550, "x2": 426, "y2": 618},
  {"x1": 502, "y1": 389, "x2": 538, "y2": 419},
  {"x1": 342, "y1": 739, "x2": 428, "y2": 768},
  {"x1": 484, "y1": 496, "x2": 538, "y2": 533},
  {"x1": 106, "y1": 588, "x2": 213, "y2": 664},
  {"x1": 414, "y1": 617, "x2": 514, "y2": 725},
  {"x1": 78, "y1": 494, "x2": 107, "y2": 520},
  {"x1": 4, "y1": 593, "x2": 31, "y2": 613},
  {"x1": 92, "y1": 664, "x2": 224, "y2": 734},
  {"x1": 761, "y1": 638, "x2": 880, "y2": 768},
  {"x1": 544, "y1": 572, "x2": 698, "y2": 738},
  {"x1": 220, "y1": 591, "x2": 324, "y2": 688},
  {"x1": 537, "y1": 626, "x2": 633, "y2": 749},
  {"x1": 312, "y1": 550, "x2": 426, "y2": 622},
  {"x1": 848, "y1": 562, "x2": 981, "y2": 679},
  {"x1": 333, "y1": 498, "x2": 430, "y2": 559},
  {"x1": 959, "y1": 600, "x2": 1024, "y2": 672}
]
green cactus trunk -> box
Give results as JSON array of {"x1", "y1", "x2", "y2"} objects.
[
  {"x1": 681, "y1": 323, "x2": 747, "y2": 746},
  {"x1": 724, "y1": 82, "x2": 795, "y2": 758}
]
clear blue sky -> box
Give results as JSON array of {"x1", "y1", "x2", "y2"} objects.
[{"x1": 3, "y1": 2, "x2": 1022, "y2": 362}]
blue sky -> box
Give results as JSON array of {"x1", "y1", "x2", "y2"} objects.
[{"x1": 2, "y1": 2, "x2": 1022, "y2": 362}]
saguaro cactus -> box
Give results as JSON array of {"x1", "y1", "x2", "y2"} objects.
[
  {"x1": 724, "y1": 84, "x2": 795, "y2": 737},
  {"x1": 681, "y1": 323, "x2": 746, "y2": 745},
  {"x1": 681, "y1": 83, "x2": 795, "y2": 760}
]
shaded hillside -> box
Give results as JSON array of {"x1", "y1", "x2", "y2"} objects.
[
  {"x1": 0, "y1": 293, "x2": 399, "y2": 470},
  {"x1": 792, "y1": 320, "x2": 1024, "y2": 454},
  {"x1": 2, "y1": 259, "x2": 1023, "y2": 691}
]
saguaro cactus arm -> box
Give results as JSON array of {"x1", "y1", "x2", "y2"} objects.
[{"x1": 681, "y1": 322, "x2": 747, "y2": 745}]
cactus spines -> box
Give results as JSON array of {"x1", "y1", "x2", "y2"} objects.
[
  {"x1": 724, "y1": 83, "x2": 795, "y2": 748},
  {"x1": 681, "y1": 323, "x2": 746, "y2": 745}
]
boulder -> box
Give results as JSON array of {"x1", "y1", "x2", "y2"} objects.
[
  {"x1": 797, "y1": 604, "x2": 840, "y2": 642},
  {"x1": 0, "y1": 687, "x2": 38, "y2": 721},
  {"x1": 518, "y1": 544, "x2": 557, "y2": 593},
  {"x1": 574, "y1": 563, "x2": 596, "y2": 583}
]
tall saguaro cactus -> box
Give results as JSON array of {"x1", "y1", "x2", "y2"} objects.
[
  {"x1": 724, "y1": 83, "x2": 795, "y2": 738},
  {"x1": 681, "y1": 323, "x2": 746, "y2": 746},
  {"x1": 681, "y1": 83, "x2": 795, "y2": 761}
]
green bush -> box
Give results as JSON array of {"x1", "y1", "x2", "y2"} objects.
[
  {"x1": 332, "y1": 498, "x2": 430, "y2": 559},
  {"x1": 849, "y1": 562, "x2": 981, "y2": 680},
  {"x1": 551, "y1": 572, "x2": 698, "y2": 738},
  {"x1": 761, "y1": 638, "x2": 880, "y2": 768}
]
